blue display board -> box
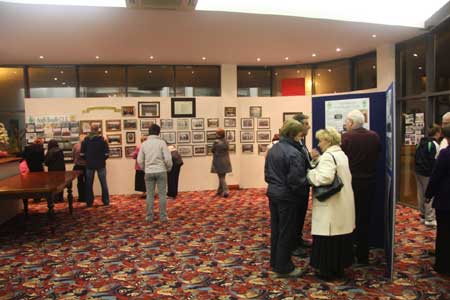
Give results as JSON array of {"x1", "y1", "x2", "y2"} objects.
[{"x1": 312, "y1": 92, "x2": 387, "y2": 249}]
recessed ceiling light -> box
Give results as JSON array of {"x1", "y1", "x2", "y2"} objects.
[
  {"x1": 312, "y1": 53, "x2": 317, "y2": 57},
  {"x1": 328, "y1": 69, "x2": 332, "y2": 72},
  {"x1": 372, "y1": 34, "x2": 377, "y2": 38},
  {"x1": 60, "y1": 70, "x2": 64, "y2": 74},
  {"x1": 372, "y1": 65, "x2": 376, "y2": 69},
  {"x1": 418, "y1": 66, "x2": 423, "y2": 70},
  {"x1": 149, "y1": 56, "x2": 154, "y2": 60},
  {"x1": 336, "y1": 48, "x2": 341, "y2": 52},
  {"x1": 317, "y1": 73, "x2": 321, "y2": 76},
  {"x1": 413, "y1": 53, "x2": 418, "y2": 57},
  {"x1": 256, "y1": 57, "x2": 261, "y2": 62},
  {"x1": 39, "y1": 55, "x2": 44, "y2": 59},
  {"x1": 191, "y1": 71, "x2": 195, "y2": 74},
  {"x1": 274, "y1": 72, "x2": 278, "y2": 76},
  {"x1": 62, "y1": 82, "x2": 66, "y2": 85},
  {"x1": 104, "y1": 70, "x2": 109, "y2": 74},
  {"x1": 202, "y1": 57, "x2": 207, "y2": 61},
  {"x1": 284, "y1": 56, "x2": 289, "y2": 60},
  {"x1": 54, "y1": 77, "x2": 58, "y2": 81},
  {"x1": 248, "y1": 71, "x2": 251, "y2": 75},
  {"x1": 95, "y1": 56, "x2": 100, "y2": 60},
  {"x1": 148, "y1": 70, "x2": 152, "y2": 74},
  {"x1": 296, "y1": 70, "x2": 300, "y2": 73}
]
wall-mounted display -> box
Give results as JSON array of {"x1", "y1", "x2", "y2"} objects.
[
  {"x1": 191, "y1": 118, "x2": 205, "y2": 130},
  {"x1": 258, "y1": 144, "x2": 269, "y2": 156},
  {"x1": 206, "y1": 131, "x2": 217, "y2": 143},
  {"x1": 241, "y1": 118, "x2": 254, "y2": 129},
  {"x1": 207, "y1": 118, "x2": 219, "y2": 128},
  {"x1": 176, "y1": 119, "x2": 190, "y2": 130},
  {"x1": 121, "y1": 106, "x2": 135, "y2": 117},
  {"x1": 242, "y1": 144, "x2": 254, "y2": 154},
  {"x1": 228, "y1": 144, "x2": 236, "y2": 153},
  {"x1": 224, "y1": 118, "x2": 236, "y2": 128},
  {"x1": 283, "y1": 112, "x2": 302, "y2": 122},
  {"x1": 224, "y1": 107, "x2": 236, "y2": 117},
  {"x1": 80, "y1": 120, "x2": 103, "y2": 134},
  {"x1": 171, "y1": 97, "x2": 196, "y2": 118},
  {"x1": 257, "y1": 130, "x2": 271, "y2": 142},
  {"x1": 138, "y1": 101, "x2": 160, "y2": 118},
  {"x1": 125, "y1": 146, "x2": 136, "y2": 158},
  {"x1": 241, "y1": 131, "x2": 255, "y2": 143},
  {"x1": 160, "y1": 119, "x2": 174, "y2": 130},
  {"x1": 257, "y1": 118, "x2": 270, "y2": 129},
  {"x1": 126, "y1": 132, "x2": 136, "y2": 144},
  {"x1": 105, "y1": 120, "x2": 121, "y2": 132},
  {"x1": 107, "y1": 134, "x2": 122, "y2": 145},
  {"x1": 226, "y1": 130, "x2": 235, "y2": 143},
  {"x1": 177, "y1": 131, "x2": 191, "y2": 144},
  {"x1": 193, "y1": 145, "x2": 207, "y2": 156},
  {"x1": 109, "y1": 147, "x2": 123, "y2": 158},
  {"x1": 192, "y1": 131, "x2": 206, "y2": 143},
  {"x1": 250, "y1": 106, "x2": 262, "y2": 118},
  {"x1": 161, "y1": 132, "x2": 176, "y2": 144},
  {"x1": 123, "y1": 119, "x2": 137, "y2": 130},
  {"x1": 178, "y1": 145, "x2": 193, "y2": 157},
  {"x1": 140, "y1": 119, "x2": 158, "y2": 131}
]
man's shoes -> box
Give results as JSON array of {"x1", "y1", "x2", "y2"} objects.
[
  {"x1": 276, "y1": 267, "x2": 305, "y2": 278},
  {"x1": 223, "y1": 193, "x2": 229, "y2": 198},
  {"x1": 298, "y1": 239, "x2": 312, "y2": 248},
  {"x1": 291, "y1": 248, "x2": 305, "y2": 257},
  {"x1": 425, "y1": 220, "x2": 437, "y2": 227}
]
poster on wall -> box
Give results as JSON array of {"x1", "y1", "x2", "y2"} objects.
[{"x1": 325, "y1": 98, "x2": 370, "y2": 132}]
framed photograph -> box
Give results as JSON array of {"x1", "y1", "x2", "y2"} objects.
[
  {"x1": 240, "y1": 131, "x2": 255, "y2": 143},
  {"x1": 192, "y1": 131, "x2": 206, "y2": 143},
  {"x1": 241, "y1": 118, "x2": 254, "y2": 129},
  {"x1": 121, "y1": 106, "x2": 135, "y2": 117},
  {"x1": 206, "y1": 131, "x2": 217, "y2": 143},
  {"x1": 177, "y1": 131, "x2": 191, "y2": 144},
  {"x1": 228, "y1": 144, "x2": 236, "y2": 153},
  {"x1": 35, "y1": 123, "x2": 45, "y2": 132},
  {"x1": 176, "y1": 119, "x2": 190, "y2": 130},
  {"x1": 283, "y1": 112, "x2": 302, "y2": 122},
  {"x1": 161, "y1": 132, "x2": 176, "y2": 144},
  {"x1": 80, "y1": 120, "x2": 102, "y2": 134},
  {"x1": 224, "y1": 118, "x2": 236, "y2": 128},
  {"x1": 191, "y1": 118, "x2": 205, "y2": 130},
  {"x1": 109, "y1": 147, "x2": 123, "y2": 158},
  {"x1": 224, "y1": 107, "x2": 236, "y2": 117},
  {"x1": 123, "y1": 119, "x2": 137, "y2": 130},
  {"x1": 138, "y1": 101, "x2": 160, "y2": 118},
  {"x1": 107, "y1": 134, "x2": 122, "y2": 145},
  {"x1": 160, "y1": 119, "x2": 174, "y2": 130},
  {"x1": 205, "y1": 118, "x2": 218, "y2": 128},
  {"x1": 126, "y1": 132, "x2": 136, "y2": 144},
  {"x1": 258, "y1": 144, "x2": 269, "y2": 156},
  {"x1": 171, "y1": 97, "x2": 196, "y2": 118},
  {"x1": 124, "y1": 146, "x2": 136, "y2": 158},
  {"x1": 106, "y1": 120, "x2": 121, "y2": 132},
  {"x1": 242, "y1": 144, "x2": 254, "y2": 154},
  {"x1": 140, "y1": 119, "x2": 158, "y2": 131},
  {"x1": 207, "y1": 144, "x2": 213, "y2": 156},
  {"x1": 257, "y1": 130, "x2": 271, "y2": 142},
  {"x1": 225, "y1": 130, "x2": 235, "y2": 143},
  {"x1": 26, "y1": 123, "x2": 35, "y2": 133},
  {"x1": 257, "y1": 118, "x2": 270, "y2": 129},
  {"x1": 63, "y1": 151, "x2": 73, "y2": 163},
  {"x1": 250, "y1": 106, "x2": 262, "y2": 118},
  {"x1": 178, "y1": 145, "x2": 193, "y2": 157},
  {"x1": 193, "y1": 145, "x2": 207, "y2": 156}
]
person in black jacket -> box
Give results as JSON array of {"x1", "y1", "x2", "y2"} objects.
[
  {"x1": 167, "y1": 145, "x2": 183, "y2": 199},
  {"x1": 80, "y1": 125, "x2": 110, "y2": 207},
  {"x1": 425, "y1": 125, "x2": 450, "y2": 275},
  {"x1": 22, "y1": 138, "x2": 45, "y2": 202},
  {"x1": 45, "y1": 139, "x2": 66, "y2": 202},
  {"x1": 264, "y1": 119, "x2": 309, "y2": 278}
]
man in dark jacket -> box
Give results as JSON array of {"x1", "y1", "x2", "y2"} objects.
[
  {"x1": 265, "y1": 119, "x2": 309, "y2": 278},
  {"x1": 341, "y1": 109, "x2": 381, "y2": 265},
  {"x1": 80, "y1": 125, "x2": 110, "y2": 207},
  {"x1": 22, "y1": 138, "x2": 45, "y2": 202}
]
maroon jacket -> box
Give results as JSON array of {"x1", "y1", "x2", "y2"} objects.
[{"x1": 341, "y1": 127, "x2": 381, "y2": 180}]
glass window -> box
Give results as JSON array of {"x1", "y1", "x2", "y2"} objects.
[
  {"x1": 79, "y1": 66, "x2": 126, "y2": 97},
  {"x1": 399, "y1": 37, "x2": 426, "y2": 96},
  {"x1": 175, "y1": 66, "x2": 220, "y2": 96},
  {"x1": 271, "y1": 66, "x2": 312, "y2": 96},
  {"x1": 434, "y1": 94, "x2": 450, "y2": 124},
  {"x1": 29, "y1": 66, "x2": 77, "y2": 98},
  {"x1": 128, "y1": 66, "x2": 174, "y2": 97},
  {"x1": 436, "y1": 19, "x2": 450, "y2": 92},
  {"x1": 237, "y1": 67, "x2": 271, "y2": 97},
  {"x1": 354, "y1": 53, "x2": 377, "y2": 90},
  {"x1": 313, "y1": 60, "x2": 351, "y2": 94}
]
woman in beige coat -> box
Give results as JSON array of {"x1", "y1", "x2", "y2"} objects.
[{"x1": 307, "y1": 127, "x2": 355, "y2": 280}]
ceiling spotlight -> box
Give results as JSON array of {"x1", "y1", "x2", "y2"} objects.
[
  {"x1": 372, "y1": 34, "x2": 377, "y2": 38},
  {"x1": 54, "y1": 77, "x2": 58, "y2": 81},
  {"x1": 39, "y1": 55, "x2": 44, "y2": 59},
  {"x1": 104, "y1": 70, "x2": 109, "y2": 74},
  {"x1": 149, "y1": 56, "x2": 154, "y2": 60},
  {"x1": 191, "y1": 71, "x2": 195, "y2": 74},
  {"x1": 274, "y1": 72, "x2": 278, "y2": 76},
  {"x1": 413, "y1": 53, "x2": 418, "y2": 57},
  {"x1": 148, "y1": 70, "x2": 152, "y2": 74},
  {"x1": 312, "y1": 53, "x2": 317, "y2": 57},
  {"x1": 256, "y1": 57, "x2": 261, "y2": 62},
  {"x1": 202, "y1": 57, "x2": 207, "y2": 61},
  {"x1": 284, "y1": 57, "x2": 289, "y2": 61},
  {"x1": 317, "y1": 73, "x2": 321, "y2": 76},
  {"x1": 336, "y1": 48, "x2": 341, "y2": 52},
  {"x1": 328, "y1": 69, "x2": 332, "y2": 72},
  {"x1": 95, "y1": 56, "x2": 100, "y2": 60},
  {"x1": 62, "y1": 82, "x2": 66, "y2": 85},
  {"x1": 60, "y1": 70, "x2": 64, "y2": 74},
  {"x1": 296, "y1": 70, "x2": 300, "y2": 74},
  {"x1": 418, "y1": 66, "x2": 423, "y2": 70},
  {"x1": 372, "y1": 65, "x2": 376, "y2": 69},
  {"x1": 248, "y1": 72, "x2": 251, "y2": 75}
]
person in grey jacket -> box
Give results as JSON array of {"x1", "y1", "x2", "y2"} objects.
[
  {"x1": 211, "y1": 128, "x2": 232, "y2": 198},
  {"x1": 137, "y1": 124, "x2": 172, "y2": 222}
]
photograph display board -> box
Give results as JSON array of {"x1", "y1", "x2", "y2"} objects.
[{"x1": 325, "y1": 98, "x2": 370, "y2": 132}]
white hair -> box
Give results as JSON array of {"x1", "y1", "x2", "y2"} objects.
[
  {"x1": 346, "y1": 109, "x2": 365, "y2": 129},
  {"x1": 442, "y1": 112, "x2": 450, "y2": 122}
]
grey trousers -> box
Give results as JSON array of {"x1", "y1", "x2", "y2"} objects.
[
  {"x1": 217, "y1": 173, "x2": 229, "y2": 195},
  {"x1": 415, "y1": 174, "x2": 435, "y2": 222},
  {"x1": 144, "y1": 172, "x2": 168, "y2": 221}
]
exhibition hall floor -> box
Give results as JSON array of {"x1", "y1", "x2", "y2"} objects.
[{"x1": 0, "y1": 189, "x2": 448, "y2": 299}]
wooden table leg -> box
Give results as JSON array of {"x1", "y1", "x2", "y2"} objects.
[
  {"x1": 67, "y1": 182, "x2": 73, "y2": 215},
  {"x1": 46, "y1": 193, "x2": 55, "y2": 218},
  {"x1": 22, "y1": 198, "x2": 28, "y2": 217}
]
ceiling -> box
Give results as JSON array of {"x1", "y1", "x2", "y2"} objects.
[{"x1": 0, "y1": 2, "x2": 425, "y2": 66}]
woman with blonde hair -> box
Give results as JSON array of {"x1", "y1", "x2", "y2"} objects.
[
  {"x1": 211, "y1": 128, "x2": 232, "y2": 197},
  {"x1": 307, "y1": 127, "x2": 355, "y2": 280}
]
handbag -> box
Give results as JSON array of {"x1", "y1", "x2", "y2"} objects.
[{"x1": 313, "y1": 153, "x2": 344, "y2": 202}]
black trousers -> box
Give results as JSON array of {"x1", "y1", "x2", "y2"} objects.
[
  {"x1": 73, "y1": 165, "x2": 86, "y2": 202},
  {"x1": 295, "y1": 193, "x2": 309, "y2": 247},
  {"x1": 269, "y1": 199, "x2": 297, "y2": 274},
  {"x1": 435, "y1": 210, "x2": 450, "y2": 275},
  {"x1": 352, "y1": 178, "x2": 374, "y2": 263},
  {"x1": 167, "y1": 165, "x2": 181, "y2": 197}
]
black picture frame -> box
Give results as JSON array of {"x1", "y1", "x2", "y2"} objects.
[
  {"x1": 193, "y1": 145, "x2": 207, "y2": 156},
  {"x1": 283, "y1": 112, "x2": 302, "y2": 122},
  {"x1": 191, "y1": 118, "x2": 205, "y2": 130},
  {"x1": 177, "y1": 131, "x2": 191, "y2": 144},
  {"x1": 123, "y1": 119, "x2": 137, "y2": 130},
  {"x1": 125, "y1": 146, "x2": 136, "y2": 158},
  {"x1": 192, "y1": 131, "x2": 206, "y2": 143},
  {"x1": 138, "y1": 101, "x2": 160, "y2": 118},
  {"x1": 126, "y1": 131, "x2": 136, "y2": 144},
  {"x1": 109, "y1": 146, "x2": 123, "y2": 158},
  {"x1": 171, "y1": 97, "x2": 196, "y2": 118}
]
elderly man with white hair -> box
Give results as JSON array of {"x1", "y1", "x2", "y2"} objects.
[
  {"x1": 439, "y1": 112, "x2": 450, "y2": 151},
  {"x1": 341, "y1": 109, "x2": 381, "y2": 265}
]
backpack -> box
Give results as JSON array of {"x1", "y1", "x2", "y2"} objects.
[{"x1": 415, "y1": 137, "x2": 437, "y2": 176}]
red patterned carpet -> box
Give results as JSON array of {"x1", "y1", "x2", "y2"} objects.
[{"x1": 0, "y1": 188, "x2": 449, "y2": 299}]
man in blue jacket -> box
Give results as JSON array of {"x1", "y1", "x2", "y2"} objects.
[{"x1": 80, "y1": 124, "x2": 110, "y2": 207}]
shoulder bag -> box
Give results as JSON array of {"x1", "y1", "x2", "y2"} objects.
[{"x1": 313, "y1": 153, "x2": 344, "y2": 202}]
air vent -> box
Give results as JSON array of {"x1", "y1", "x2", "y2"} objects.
[{"x1": 126, "y1": 0, "x2": 197, "y2": 10}]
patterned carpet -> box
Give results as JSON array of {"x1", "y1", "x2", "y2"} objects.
[{"x1": 0, "y1": 188, "x2": 449, "y2": 300}]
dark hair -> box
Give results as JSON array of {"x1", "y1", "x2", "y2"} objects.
[
  {"x1": 47, "y1": 139, "x2": 59, "y2": 150},
  {"x1": 428, "y1": 123, "x2": 441, "y2": 137},
  {"x1": 293, "y1": 113, "x2": 309, "y2": 124},
  {"x1": 442, "y1": 125, "x2": 450, "y2": 139},
  {"x1": 148, "y1": 124, "x2": 160, "y2": 136},
  {"x1": 272, "y1": 133, "x2": 280, "y2": 142}
]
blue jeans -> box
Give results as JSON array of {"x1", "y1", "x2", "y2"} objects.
[
  {"x1": 85, "y1": 168, "x2": 110, "y2": 206},
  {"x1": 144, "y1": 172, "x2": 167, "y2": 221}
]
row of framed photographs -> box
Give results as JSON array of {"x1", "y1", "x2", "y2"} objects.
[{"x1": 156, "y1": 130, "x2": 271, "y2": 144}]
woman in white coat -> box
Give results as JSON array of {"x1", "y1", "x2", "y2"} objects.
[{"x1": 307, "y1": 127, "x2": 355, "y2": 280}]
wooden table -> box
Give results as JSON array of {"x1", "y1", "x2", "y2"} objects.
[{"x1": 0, "y1": 171, "x2": 79, "y2": 217}]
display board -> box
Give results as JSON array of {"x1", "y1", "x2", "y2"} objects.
[{"x1": 325, "y1": 98, "x2": 370, "y2": 132}]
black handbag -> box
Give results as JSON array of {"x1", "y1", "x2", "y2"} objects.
[{"x1": 313, "y1": 153, "x2": 344, "y2": 202}]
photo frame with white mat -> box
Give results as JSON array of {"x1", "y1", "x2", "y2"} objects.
[{"x1": 178, "y1": 145, "x2": 193, "y2": 157}]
